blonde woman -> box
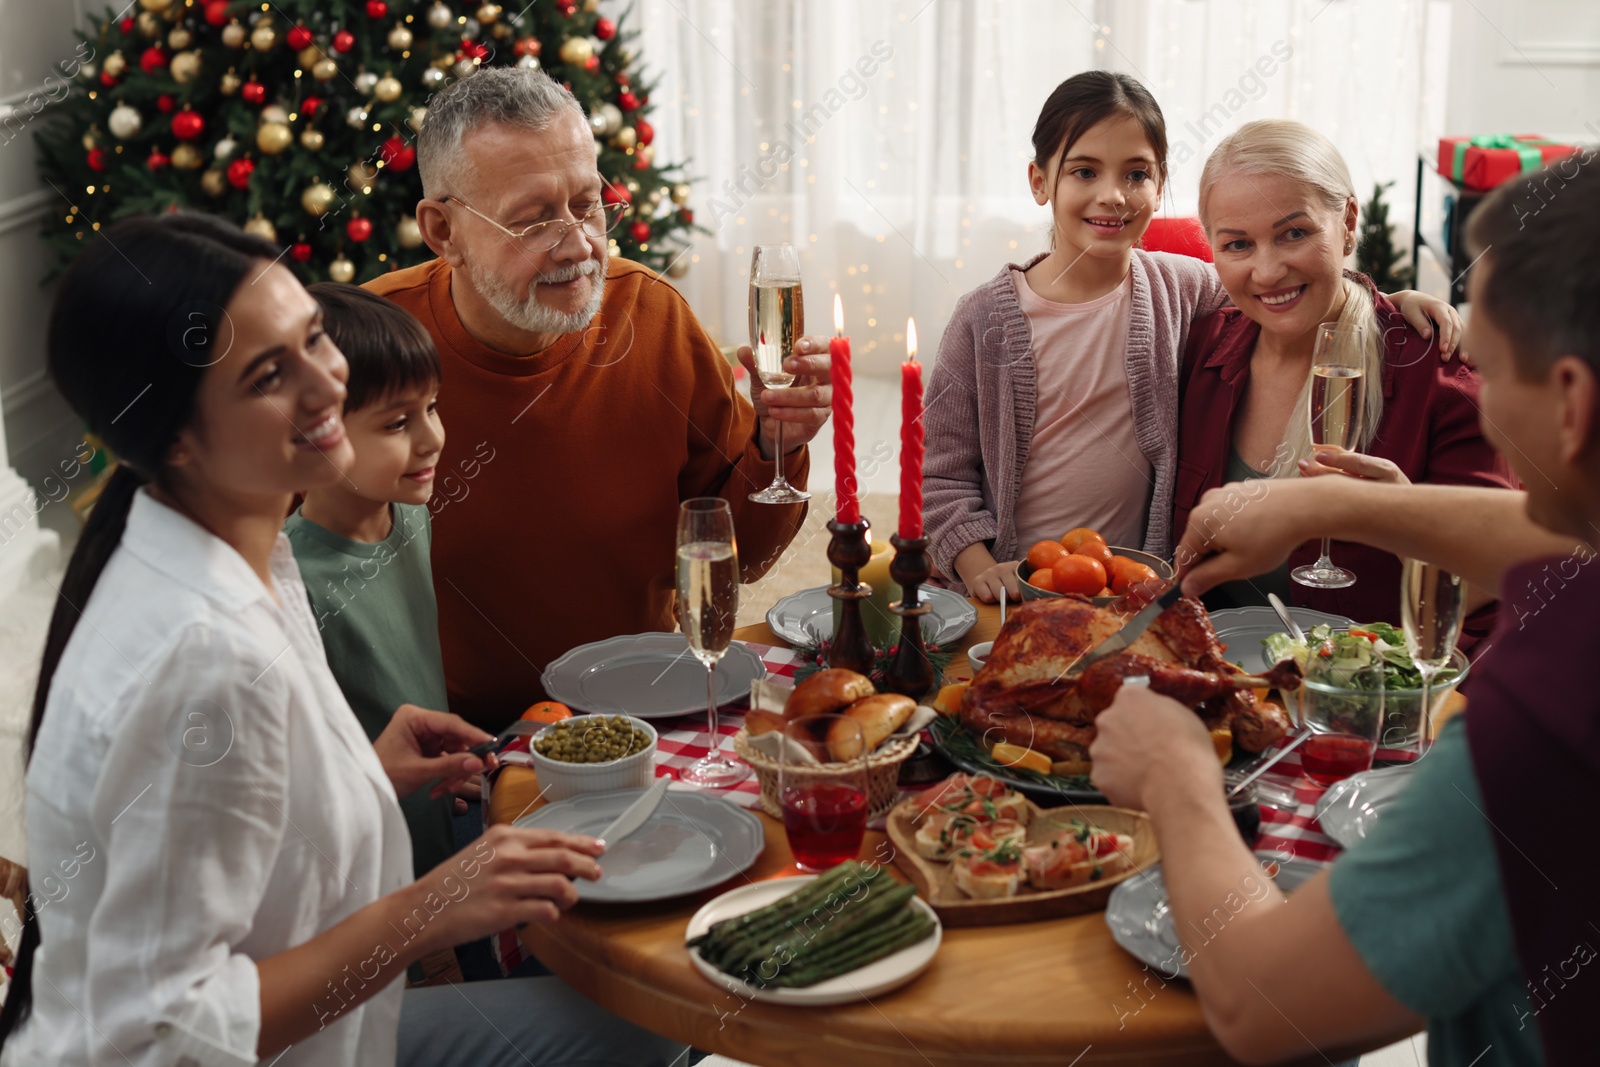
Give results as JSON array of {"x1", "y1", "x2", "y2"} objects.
[{"x1": 1174, "y1": 119, "x2": 1514, "y2": 644}]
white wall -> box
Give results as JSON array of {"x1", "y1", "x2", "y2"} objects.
[
  {"x1": 0, "y1": 0, "x2": 88, "y2": 536},
  {"x1": 1443, "y1": 0, "x2": 1600, "y2": 142}
]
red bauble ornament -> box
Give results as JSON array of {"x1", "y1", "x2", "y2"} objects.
[
  {"x1": 332, "y1": 30, "x2": 355, "y2": 53},
  {"x1": 680, "y1": 208, "x2": 694, "y2": 225},
  {"x1": 147, "y1": 150, "x2": 171, "y2": 171},
  {"x1": 635, "y1": 119, "x2": 654, "y2": 146},
  {"x1": 241, "y1": 80, "x2": 267, "y2": 105},
  {"x1": 557, "y1": 0, "x2": 577, "y2": 15},
  {"x1": 633, "y1": 153, "x2": 650, "y2": 171},
  {"x1": 119, "y1": 16, "x2": 135, "y2": 34},
  {"x1": 378, "y1": 136, "x2": 416, "y2": 171},
  {"x1": 346, "y1": 217, "x2": 374, "y2": 242},
  {"x1": 514, "y1": 37, "x2": 542, "y2": 57},
  {"x1": 286, "y1": 26, "x2": 313, "y2": 51},
  {"x1": 301, "y1": 95, "x2": 322, "y2": 116},
  {"x1": 156, "y1": 94, "x2": 176, "y2": 114},
  {"x1": 585, "y1": 55, "x2": 600, "y2": 73},
  {"x1": 226, "y1": 157, "x2": 256, "y2": 189},
  {"x1": 618, "y1": 90, "x2": 639, "y2": 111},
  {"x1": 99, "y1": 70, "x2": 119, "y2": 87},
  {"x1": 629, "y1": 221, "x2": 650, "y2": 242},
  {"x1": 139, "y1": 47, "x2": 169, "y2": 75},
  {"x1": 602, "y1": 183, "x2": 631, "y2": 205},
  {"x1": 461, "y1": 39, "x2": 489, "y2": 61},
  {"x1": 291, "y1": 242, "x2": 314, "y2": 263},
  {"x1": 595, "y1": 17, "x2": 617, "y2": 39},
  {"x1": 203, "y1": 1, "x2": 230, "y2": 27},
  {"x1": 365, "y1": 0, "x2": 388, "y2": 18},
  {"x1": 172, "y1": 110, "x2": 205, "y2": 140},
  {"x1": 87, "y1": 148, "x2": 107, "y2": 172}
]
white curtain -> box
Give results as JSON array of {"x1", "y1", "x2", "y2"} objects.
[{"x1": 624, "y1": 0, "x2": 1447, "y2": 378}]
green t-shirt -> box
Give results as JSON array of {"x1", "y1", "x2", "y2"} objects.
[
  {"x1": 1328, "y1": 716, "x2": 1542, "y2": 1066},
  {"x1": 285, "y1": 502, "x2": 454, "y2": 880}
]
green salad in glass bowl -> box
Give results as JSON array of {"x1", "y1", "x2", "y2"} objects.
[{"x1": 1262, "y1": 622, "x2": 1468, "y2": 751}]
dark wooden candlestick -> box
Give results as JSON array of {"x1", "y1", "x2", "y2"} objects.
[
  {"x1": 884, "y1": 534, "x2": 934, "y2": 699},
  {"x1": 825, "y1": 520, "x2": 876, "y2": 675}
]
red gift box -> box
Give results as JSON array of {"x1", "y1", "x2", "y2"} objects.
[{"x1": 1436, "y1": 134, "x2": 1582, "y2": 191}]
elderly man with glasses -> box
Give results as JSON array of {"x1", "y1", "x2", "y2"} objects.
[{"x1": 368, "y1": 67, "x2": 830, "y2": 731}]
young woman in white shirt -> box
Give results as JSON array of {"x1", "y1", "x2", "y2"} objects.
[{"x1": 0, "y1": 213, "x2": 689, "y2": 1067}]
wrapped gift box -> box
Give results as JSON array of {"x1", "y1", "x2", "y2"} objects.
[{"x1": 1436, "y1": 134, "x2": 1582, "y2": 191}]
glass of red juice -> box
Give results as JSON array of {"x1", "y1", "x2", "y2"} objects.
[
  {"x1": 1297, "y1": 652, "x2": 1386, "y2": 787},
  {"x1": 778, "y1": 715, "x2": 868, "y2": 871}
]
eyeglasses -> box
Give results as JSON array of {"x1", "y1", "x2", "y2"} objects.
[{"x1": 438, "y1": 195, "x2": 627, "y2": 253}]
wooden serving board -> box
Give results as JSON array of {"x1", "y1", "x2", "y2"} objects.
[{"x1": 885, "y1": 797, "x2": 1158, "y2": 927}]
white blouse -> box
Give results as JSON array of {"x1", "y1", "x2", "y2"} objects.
[{"x1": 3, "y1": 490, "x2": 412, "y2": 1067}]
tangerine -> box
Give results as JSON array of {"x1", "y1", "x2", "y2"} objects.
[
  {"x1": 1059, "y1": 527, "x2": 1106, "y2": 553},
  {"x1": 1051, "y1": 554, "x2": 1107, "y2": 596},
  {"x1": 521, "y1": 701, "x2": 572, "y2": 723},
  {"x1": 1025, "y1": 540, "x2": 1069, "y2": 570},
  {"x1": 1028, "y1": 568, "x2": 1058, "y2": 592}
]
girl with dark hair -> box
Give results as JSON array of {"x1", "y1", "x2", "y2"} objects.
[
  {"x1": 0, "y1": 213, "x2": 687, "y2": 1066},
  {"x1": 923, "y1": 70, "x2": 1458, "y2": 602}
]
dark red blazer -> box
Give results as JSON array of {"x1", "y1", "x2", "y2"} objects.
[{"x1": 1173, "y1": 276, "x2": 1517, "y2": 650}]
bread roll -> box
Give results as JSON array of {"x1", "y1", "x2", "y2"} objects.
[
  {"x1": 744, "y1": 709, "x2": 788, "y2": 737},
  {"x1": 784, "y1": 668, "x2": 875, "y2": 722},
  {"x1": 826, "y1": 693, "x2": 915, "y2": 761}
]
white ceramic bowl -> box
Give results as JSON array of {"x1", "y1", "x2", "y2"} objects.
[
  {"x1": 967, "y1": 641, "x2": 994, "y2": 674},
  {"x1": 527, "y1": 715, "x2": 658, "y2": 802}
]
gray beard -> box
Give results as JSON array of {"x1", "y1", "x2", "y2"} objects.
[{"x1": 464, "y1": 251, "x2": 606, "y2": 337}]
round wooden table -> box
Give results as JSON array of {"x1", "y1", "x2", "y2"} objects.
[{"x1": 487, "y1": 606, "x2": 1244, "y2": 1066}]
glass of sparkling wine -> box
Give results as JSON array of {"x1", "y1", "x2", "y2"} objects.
[
  {"x1": 676, "y1": 498, "x2": 751, "y2": 788},
  {"x1": 1400, "y1": 558, "x2": 1467, "y2": 755},
  {"x1": 747, "y1": 243, "x2": 810, "y2": 504},
  {"x1": 1292, "y1": 322, "x2": 1368, "y2": 589}
]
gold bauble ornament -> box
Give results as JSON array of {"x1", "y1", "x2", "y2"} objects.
[
  {"x1": 167, "y1": 26, "x2": 192, "y2": 50},
  {"x1": 624, "y1": 178, "x2": 641, "y2": 196},
  {"x1": 374, "y1": 75, "x2": 403, "y2": 102},
  {"x1": 219, "y1": 70, "x2": 241, "y2": 95},
  {"x1": 671, "y1": 182, "x2": 691, "y2": 205},
  {"x1": 221, "y1": 22, "x2": 246, "y2": 48},
  {"x1": 171, "y1": 143, "x2": 203, "y2": 170},
  {"x1": 387, "y1": 25, "x2": 413, "y2": 51},
  {"x1": 297, "y1": 45, "x2": 323, "y2": 69},
  {"x1": 81, "y1": 129, "x2": 98, "y2": 150},
  {"x1": 301, "y1": 182, "x2": 337, "y2": 217},
  {"x1": 328, "y1": 257, "x2": 356, "y2": 283},
  {"x1": 635, "y1": 144, "x2": 654, "y2": 167},
  {"x1": 312, "y1": 57, "x2": 338, "y2": 81},
  {"x1": 102, "y1": 52, "x2": 127, "y2": 78},
  {"x1": 421, "y1": 66, "x2": 447, "y2": 90},
  {"x1": 299, "y1": 128, "x2": 325, "y2": 151},
  {"x1": 139, "y1": 0, "x2": 173, "y2": 11},
  {"x1": 169, "y1": 50, "x2": 201, "y2": 84},
  {"x1": 407, "y1": 106, "x2": 427, "y2": 132},
  {"x1": 492, "y1": 22, "x2": 512, "y2": 40},
  {"x1": 558, "y1": 36, "x2": 593, "y2": 66},
  {"x1": 136, "y1": 11, "x2": 162, "y2": 37},
  {"x1": 200, "y1": 168, "x2": 227, "y2": 197},
  {"x1": 397, "y1": 217, "x2": 423, "y2": 249},
  {"x1": 584, "y1": 0, "x2": 600, "y2": 11},
  {"x1": 256, "y1": 122, "x2": 293, "y2": 155},
  {"x1": 243, "y1": 215, "x2": 277, "y2": 242},
  {"x1": 453, "y1": 58, "x2": 479, "y2": 79},
  {"x1": 666, "y1": 254, "x2": 690, "y2": 279},
  {"x1": 612, "y1": 125, "x2": 636, "y2": 150},
  {"x1": 476, "y1": 3, "x2": 502, "y2": 22},
  {"x1": 347, "y1": 161, "x2": 378, "y2": 195},
  {"x1": 260, "y1": 104, "x2": 290, "y2": 126},
  {"x1": 250, "y1": 24, "x2": 278, "y2": 52}
]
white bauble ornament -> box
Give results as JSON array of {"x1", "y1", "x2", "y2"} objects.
[
  {"x1": 421, "y1": 66, "x2": 447, "y2": 89},
  {"x1": 354, "y1": 71, "x2": 378, "y2": 95},
  {"x1": 453, "y1": 58, "x2": 478, "y2": 79},
  {"x1": 427, "y1": 2, "x2": 453, "y2": 29},
  {"x1": 260, "y1": 104, "x2": 290, "y2": 126},
  {"x1": 221, "y1": 22, "x2": 246, "y2": 48},
  {"x1": 346, "y1": 105, "x2": 369, "y2": 129},
  {"x1": 407, "y1": 106, "x2": 427, "y2": 131},
  {"x1": 78, "y1": 62, "x2": 98, "y2": 83},
  {"x1": 328, "y1": 257, "x2": 356, "y2": 283},
  {"x1": 516, "y1": 55, "x2": 540, "y2": 70},
  {"x1": 397, "y1": 216, "x2": 423, "y2": 248},
  {"x1": 598, "y1": 102, "x2": 622, "y2": 135},
  {"x1": 108, "y1": 104, "x2": 142, "y2": 140},
  {"x1": 387, "y1": 25, "x2": 413, "y2": 51},
  {"x1": 214, "y1": 136, "x2": 238, "y2": 160}
]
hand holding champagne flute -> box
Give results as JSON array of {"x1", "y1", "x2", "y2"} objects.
[
  {"x1": 1292, "y1": 322, "x2": 1368, "y2": 590},
  {"x1": 1400, "y1": 558, "x2": 1467, "y2": 754},
  {"x1": 748, "y1": 243, "x2": 810, "y2": 504},
  {"x1": 677, "y1": 498, "x2": 751, "y2": 787}
]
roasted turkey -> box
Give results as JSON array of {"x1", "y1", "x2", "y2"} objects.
[{"x1": 961, "y1": 595, "x2": 1298, "y2": 761}]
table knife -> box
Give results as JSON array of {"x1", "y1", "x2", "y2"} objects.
[
  {"x1": 596, "y1": 776, "x2": 671, "y2": 848},
  {"x1": 1072, "y1": 581, "x2": 1184, "y2": 674}
]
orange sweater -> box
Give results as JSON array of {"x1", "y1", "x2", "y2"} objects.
[{"x1": 367, "y1": 257, "x2": 809, "y2": 730}]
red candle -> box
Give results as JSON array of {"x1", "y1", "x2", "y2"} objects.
[
  {"x1": 830, "y1": 294, "x2": 860, "y2": 524},
  {"x1": 899, "y1": 318, "x2": 924, "y2": 540}
]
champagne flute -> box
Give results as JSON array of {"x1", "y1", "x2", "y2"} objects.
[
  {"x1": 1400, "y1": 558, "x2": 1467, "y2": 755},
  {"x1": 676, "y1": 498, "x2": 751, "y2": 787},
  {"x1": 1292, "y1": 322, "x2": 1368, "y2": 589},
  {"x1": 747, "y1": 244, "x2": 810, "y2": 504}
]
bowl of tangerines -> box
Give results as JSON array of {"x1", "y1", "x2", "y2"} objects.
[{"x1": 1015, "y1": 527, "x2": 1172, "y2": 604}]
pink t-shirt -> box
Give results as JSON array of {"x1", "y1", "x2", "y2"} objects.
[{"x1": 1009, "y1": 268, "x2": 1152, "y2": 553}]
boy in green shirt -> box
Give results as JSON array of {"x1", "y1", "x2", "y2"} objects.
[{"x1": 285, "y1": 282, "x2": 454, "y2": 880}]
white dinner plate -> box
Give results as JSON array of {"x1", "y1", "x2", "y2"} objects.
[
  {"x1": 1105, "y1": 851, "x2": 1322, "y2": 979},
  {"x1": 686, "y1": 875, "x2": 942, "y2": 1005},
  {"x1": 1314, "y1": 764, "x2": 1420, "y2": 848},
  {"x1": 514, "y1": 788, "x2": 763, "y2": 902},
  {"x1": 1210, "y1": 606, "x2": 1354, "y2": 675},
  {"x1": 541, "y1": 633, "x2": 767, "y2": 719},
  {"x1": 765, "y1": 586, "x2": 978, "y2": 649}
]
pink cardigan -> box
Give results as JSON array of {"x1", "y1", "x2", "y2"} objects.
[{"x1": 924, "y1": 250, "x2": 1228, "y2": 590}]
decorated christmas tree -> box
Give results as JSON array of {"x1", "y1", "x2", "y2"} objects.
[
  {"x1": 1356, "y1": 180, "x2": 1414, "y2": 291},
  {"x1": 35, "y1": 0, "x2": 697, "y2": 284}
]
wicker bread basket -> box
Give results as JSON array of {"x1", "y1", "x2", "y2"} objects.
[{"x1": 733, "y1": 728, "x2": 920, "y2": 820}]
